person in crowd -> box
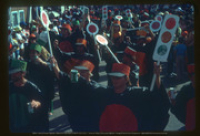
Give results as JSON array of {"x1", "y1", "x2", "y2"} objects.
[
  {"x1": 51, "y1": 53, "x2": 170, "y2": 132},
  {"x1": 51, "y1": 56, "x2": 103, "y2": 132},
  {"x1": 53, "y1": 23, "x2": 74, "y2": 53},
  {"x1": 9, "y1": 59, "x2": 45, "y2": 132},
  {"x1": 20, "y1": 21, "x2": 30, "y2": 48},
  {"x1": 170, "y1": 64, "x2": 195, "y2": 131},
  {"x1": 173, "y1": 37, "x2": 188, "y2": 81},
  {"x1": 30, "y1": 25, "x2": 40, "y2": 40},
  {"x1": 26, "y1": 43, "x2": 56, "y2": 131}
]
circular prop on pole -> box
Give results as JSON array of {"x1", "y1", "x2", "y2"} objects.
[
  {"x1": 86, "y1": 22, "x2": 99, "y2": 35},
  {"x1": 95, "y1": 34, "x2": 108, "y2": 45},
  {"x1": 115, "y1": 15, "x2": 123, "y2": 20},
  {"x1": 155, "y1": 14, "x2": 163, "y2": 22},
  {"x1": 41, "y1": 10, "x2": 50, "y2": 28},
  {"x1": 150, "y1": 20, "x2": 161, "y2": 32}
]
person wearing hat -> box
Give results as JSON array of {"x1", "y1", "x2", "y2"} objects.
[
  {"x1": 170, "y1": 64, "x2": 195, "y2": 131},
  {"x1": 51, "y1": 56, "x2": 104, "y2": 132},
  {"x1": 30, "y1": 25, "x2": 39, "y2": 40},
  {"x1": 9, "y1": 59, "x2": 45, "y2": 132},
  {"x1": 97, "y1": 62, "x2": 170, "y2": 131},
  {"x1": 23, "y1": 34, "x2": 37, "y2": 61},
  {"x1": 57, "y1": 38, "x2": 99, "y2": 81},
  {"x1": 53, "y1": 23, "x2": 74, "y2": 53},
  {"x1": 26, "y1": 43, "x2": 56, "y2": 131}
]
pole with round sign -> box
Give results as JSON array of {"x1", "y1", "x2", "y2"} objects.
[
  {"x1": 95, "y1": 34, "x2": 120, "y2": 63},
  {"x1": 40, "y1": 10, "x2": 53, "y2": 56},
  {"x1": 86, "y1": 22, "x2": 101, "y2": 62},
  {"x1": 115, "y1": 15, "x2": 123, "y2": 21},
  {"x1": 150, "y1": 14, "x2": 180, "y2": 91}
]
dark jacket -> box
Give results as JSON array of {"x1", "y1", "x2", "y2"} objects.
[
  {"x1": 58, "y1": 71, "x2": 104, "y2": 132},
  {"x1": 9, "y1": 81, "x2": 44, "y2": 132}
]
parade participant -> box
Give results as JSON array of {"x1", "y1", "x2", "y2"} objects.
[
  {"x1": 9, "y1": 59, "x2": 45, "y2": 132},
  {"x1": 110, "y1": 20, "x2": 122, "y2": 43},
  {"x1": 53, "y1": 23, "x2": 74, "y2": 53},
  {"x1": 170, "y1": 64, "x2": 195, "y2": 131},
  {"x1": 123, "y1": 46, "x2": 146, "y2": 86},
  {"x1": 59, "y1": 38, "x2": 98, "y2": 80},
  {"x1": 51, "y1": 57, "x2": 103, "y2": 132},
  {"x1": 30, "y1": 25, "x2": 39, "y2": 40},
  {"x1": 26, "y1": 43, "x2": 56, "y2": 131},
  {"x1": 98, "y1": 62, "x2": 170, "y2": 131}
]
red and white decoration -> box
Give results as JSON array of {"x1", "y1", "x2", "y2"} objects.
[
  {"x1": 40, "y1": 10, "x2": 50, "y2": 28},
  {"x1": 153, "y1": 14, "x2": 180, "y2": 62},
  {"x1": 115, "y1": 15, "x2": 123, "y2": 20},
  {"x1": 102, "y1": 6, "x2": 108, "y2": 20},
  {"x1": 86, "y1": 22, "x2": 99, "y2": 35},
  {"x1": 155, "y1": 14, "x2": 163, "y2": 23},
  {"x1": 150, "y1": 20, "x2": 161, "y2": 32},
  {"x1": 125, "y1": 9, "x2": 133, "y2": 18},
  {"x1": 95, "y1": 34, "x2": 108, "y2": 45}
]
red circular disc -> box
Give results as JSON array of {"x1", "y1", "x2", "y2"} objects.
[
  {"x1": 152, "y1": 22, "x2": 160, "y2": 29},
  {"x1": 98, "y1": 36, "x2": 106, "y2": 43},
  {"x1": 42, "y1": 13, "x2": 48, "y2": 25},
  {"x1": 89, "y1": 25, "x2": 97, "y2": 33},
  {"x1": 103, "y1": 11, "x2": 107, "y2": 14},
  {"x1": 157, "y1": 16, "x2": 161, "y2": 21},
  {"x1": 103, "y1": 7, "x2": 107, "y2": 10},
  {"x1": 161, "y1": 31, "x2": 172, "y2": 43},
  {"x1": 165, "y1": 18, "x2": 176, "y2": 29},
  {"x1": 99, "y1": 104, "x2": 138, "y2": 132}
]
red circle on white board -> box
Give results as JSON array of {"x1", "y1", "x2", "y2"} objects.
[
  {"x1": 115, "y1": 15, "x2": 123, "y2": 20},
  {"x1": 150, "y1": 21, "x2": 161, "y2": 32},
  {"x1": 41, "y1": 11, "x2": 49, "y2": 27},
  {"x1": 161, "y1": 31, "x2": 172, "y2": 43},
  {"x1": 89, "y1": 25, "x2": 97, "y2": 33},
  {"x1": 95, "y1": 34, "x2": 108, "y2": 45},
  {"x1": 155, "y1": 15, "x2": 162, "y2": 22},
  {"x1": 157, "y1": 16, "x2": 162, "y2": 21},
  {"x1": 152, "y1": 22, "x2": 160, "y2": 29},
  {"x1": 103, "y1": 7, "x2": 107, "y2": 10},
  {"x1": 165, "y1": 18, "x2": 176, "y2": 29},
  {"x1": 86, "y1": 22, "x2": 99, "y2": 35}
]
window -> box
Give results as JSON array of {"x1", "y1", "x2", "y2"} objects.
[
  {"x1": 19, "y1": 10, "x2": 25, "y2": 22},
  {"x1": 11, "y1": 11, "x2": 19, "y2": 27}
]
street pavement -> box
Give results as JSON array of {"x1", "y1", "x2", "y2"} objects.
[{"x1": 49, "y1": 60, "x2": 190, "y2": 133}]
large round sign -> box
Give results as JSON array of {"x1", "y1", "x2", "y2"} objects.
[
  {"x1": 165, "y1": 18, "x2": 176, "y2": 30},
  {"x1": 86, "y1": 22, "x2": 99, "y2": 35},
  {"x1": 157, "y1": 45, "x2": 168, "y2": 56},
  {"x1": 115, "y1": 15, "x2": 123, "y2": 20},
  {"x1": 150, "y1": 20, "x2": 161, "y2": 32},
  {"x1": 41, "y1": 10, "x2": 49, "y2": 28},
  {"x1": 95, "y1": 34, "x2": 108, "y2": 45},
  {"x1": 161, "y1": 31, "x2": 172, "y2": 43}
]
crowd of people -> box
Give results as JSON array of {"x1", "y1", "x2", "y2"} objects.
[{"x1": 8, "y1": 4, "x2": 195, "y2": 133}]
